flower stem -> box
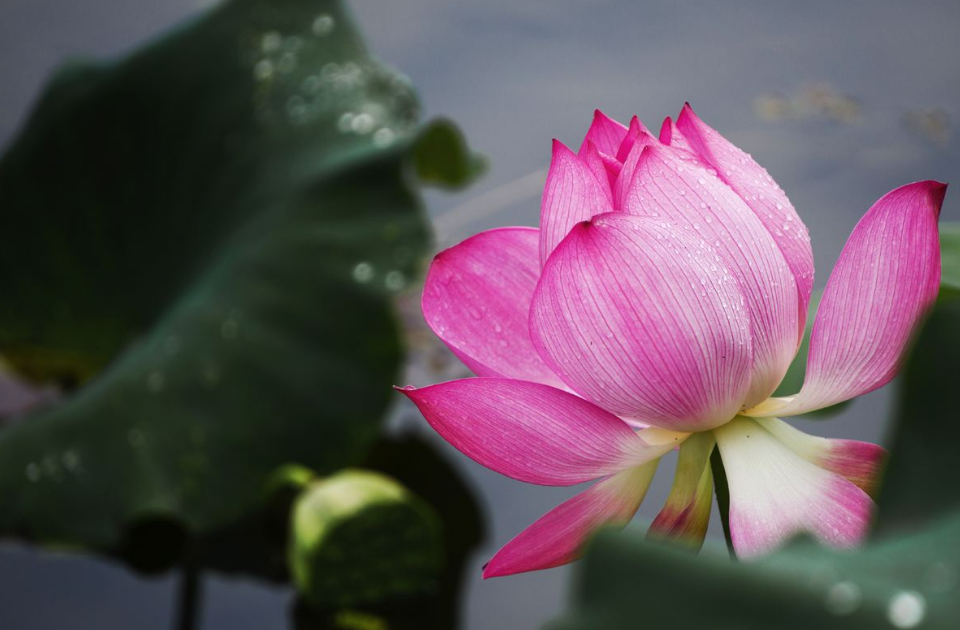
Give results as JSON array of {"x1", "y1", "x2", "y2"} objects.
[
  {"x1": 710, "y1": 447, "x2": 736, "y2": 560},
  {"x1": 174, "y1": 558, "x2": 203, "y2": 630}
]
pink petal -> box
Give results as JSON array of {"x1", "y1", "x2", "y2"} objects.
[
  {"x1": 658, "y1": 116, "x2": 696, "y2": 154},
  {"x1": 482, "y1": 461, "x2": 658, "y2": 577},
  {"x1": 620, "y1": 144, "x2": 799, "y2": 405},
  {"x1": 714, "y1": 417, "x2": 874, "y2": 558},
  {"x1": 647, "y1": 432, "x2": 715, "y2": 550},
  {"x1": 746, "y1": 181, "x2": 946, "y2": 417},
  {"x1": 529, "y1": 213, "x2": 753, "y2": 432},
  {"x1": 676, "y1": 103, "x2": 814, "y2": 332},
  {"x1": 581, "y1": 141, "x2": 616, "y2": 206},
  {"x1": 579, "y1": 109, "x2": 629, "y2": 158},
  {"x1": 539, "y1": 141, "x2": 612, "y2": 266},
  {"x1": 397, "y1": 378, "x2": 684, "y2": 486},
  {"x1": 611, "y1": 123, "x2": 660, "y2": 211},
  {"x1": 756, "y1": 418, "x2": 887, "y2": 499},
  {"x1": 423, "y1": 226, "x2": 564, "y2": 387},
  {"x1": 615, "y1": 116, "x2": 655, "y2": 163}
]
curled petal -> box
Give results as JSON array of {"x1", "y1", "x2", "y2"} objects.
[
  {"x1": 540, "y1": 141, "x2": 612, "y2": 266},
  {"x1": 714, "y1": 417, "x2": 874, "y2": 558},
  {"x1": 579, "y1": 109, "x2": 629, "y2": 158},
  {"x1": 658, "y1": 116, "x2": 696, "y2": 154},
  {"x1": 483, "y1": 461, "x2": 659, "y2": 577},
  {"x1": 397, "y1": 378, "x2": 684, "y2": 486},
  {"x1": 615, "y1": 116, "x2": 656, "y2": 163},
  {"x1": 676, "y1": 104, "x2": 814, "y2": 332},
  {"x1": 756, "y1": 418, "x2": 887, "y2": 499},
  {"x1": 746, "y1": 181, "x2": 945, "y2": 417},
  {"x1": 529, "y1": 213, "x2": 753, "y2": 432},
  {"x1": 621, "y1": 144, "x2": 799, "y2": 405},
  {"x1": 581, "y1": 141, "x2": 616, "y2": 206},
  {"x1": 423, "y1": 227, "x2": 563, "y2": 387},
  {"x1": 648, "y1": 432, "x2": 715, "y2": 550},
  {"x1": 612, "y1": 123, "x2": 659, "y2": 212}
]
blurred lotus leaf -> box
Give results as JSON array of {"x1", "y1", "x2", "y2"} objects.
[
  {"x1": 548, "y1": 261, "x2": 960, "y2": 630},
  {"x1": 0, "y1": 0, "x2": 481, "y2": 572},
  {"x1": 940, "y1": 224, "x2": 960, "y2": 292}
]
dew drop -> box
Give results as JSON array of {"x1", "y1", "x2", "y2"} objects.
[
  {"x1": 372, "y1": 127, "x2": 396, "y2": 147},
  {"x1": 61, "y1": 449, "x2": 81, "y2": 473},
  {"x1": 384, "y1": 270, "x2": 406, "y2": 291},
  {"x1": 887, "y1": 591, "x2": 926, "y2": 628},
  {"x1": 278, "y1": 52, "x2": 297, "y2": 73},
  {"x1": 220, "y1": 319, "x2": 240, "y2": 340},
  {"x1": 301, "y1": 75, "x2": 321, "y2": 94},
  {"x1": 312, "y1": 14, "x2": 335, "y2": 36},
  {"x1": 338, "y1": 112, "x2": 355, "y2": 132},
  {"x1": 824, "y1": 581, "x2": 861, "y2": 615},
  {"x1": 146, "y1": 370, "x2": 166, "y2": 393},
  {"x1": 202, "y1": 363, "x2": 221, "y2": 388},
  {"x1": 253, "y1": 59, "x2": 274, "y2": 81},
  {"x1": 127, "y1": 428, "x2": 146, "y2": 448},
  {"x1": 261, "y1": 31, "x2": 282, "y2": 54},
  {"x1": 924, "y1": 562, "x2": 957, "y2": 594},
  {"x1": 162, "y1": 335, "x2": 182, "y2": 356},
  {"x1": 24, "y1": 462, "x2": 40, "y2": 482},
  {"x1": 351, "y1": 112, "x2": 375, "y2": 134},
  {"x1": 352, "y1": 262, "x2": 374, "y2": 283}
]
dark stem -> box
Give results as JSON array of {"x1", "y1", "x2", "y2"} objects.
[
  {"x1": 710, "y1": 447, "x2": 736, "y2": 561},
  {"x1": 174, "y1": 558, "x2": 203, "y2": 630}
]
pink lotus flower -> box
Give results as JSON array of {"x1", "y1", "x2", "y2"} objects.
[{"x1": 398, "y1": 105, "x2": 946, "y2": 577}]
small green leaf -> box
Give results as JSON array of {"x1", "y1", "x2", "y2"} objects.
[{"x1": 413, "y1": 119, "x2": 488, "y2": 189}]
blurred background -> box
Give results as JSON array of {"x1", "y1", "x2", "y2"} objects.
[{"x1": 1, "y1": 0, "x2": 958, "y2": 628}]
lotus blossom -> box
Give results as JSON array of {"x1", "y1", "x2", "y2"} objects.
[{"x1": 397, "y1": 105, "x2": 946, "y2": 577}]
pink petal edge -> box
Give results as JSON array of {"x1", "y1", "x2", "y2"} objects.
[
  {"x1": 756, "y1": 418, "x2": 887, "y2": 499},
  {"x1": 746, "y1": 180, "x2": 946, "y2": 417},
  {"x1": 482, "y1": 461, "x2": 659, "y2": 578},
  {"x1": 676, "y1": 103, "x2": 814, "y2": 338},
  {"x1": 423, "y1": 226, "x2": 565, "y2": 388},
  {"x1": 397, "y1": 378, "x2": 681, "y2": 486},
  {"x1": 715, "y1": 417, "x2": 874, "y2": 558},
  {"x1": 539, "y1": 140, "x2": 612, "y2": 267},
  {"x1": 579, "y1": 109, "x2": 629, "y2": 158}
]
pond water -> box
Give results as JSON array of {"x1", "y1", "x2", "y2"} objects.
[{"x1": 1, "y1": 0, "x2": 958, "y2": 628}]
